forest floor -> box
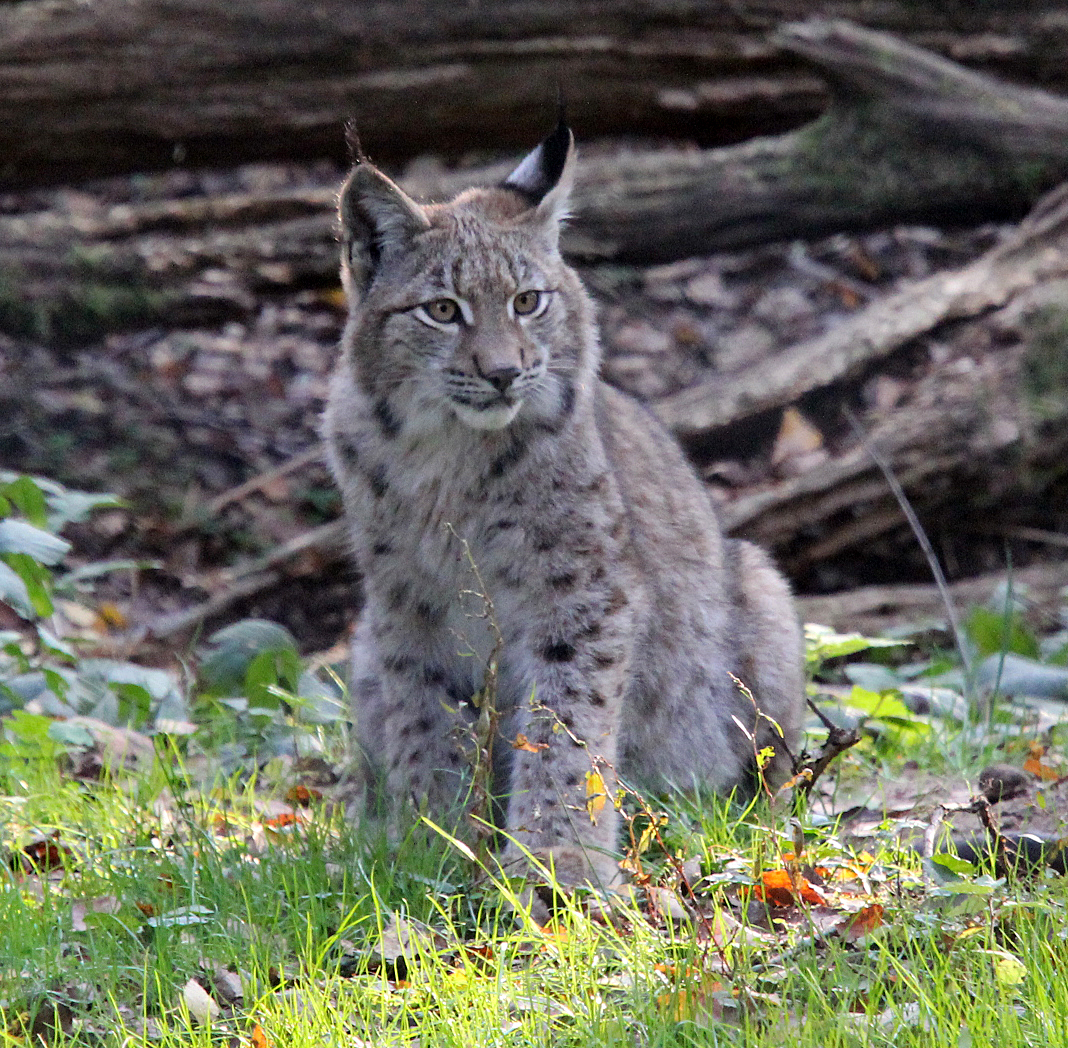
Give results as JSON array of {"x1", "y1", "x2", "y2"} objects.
[{"x1": 6, "y1": 153, "x2": 1062, "y2": 656}]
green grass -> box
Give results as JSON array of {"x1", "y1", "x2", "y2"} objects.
[
  {"x1": 3, "y1": 734, "x2": 1068, "y2": 1047},
  {"x1": 4, "y1": 472, "x2": 1068, "y2": 1045}
]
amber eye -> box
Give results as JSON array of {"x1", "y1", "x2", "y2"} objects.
[
  {"x1": 422, "y1": 298, "x2": 461, "y2": 324},
  {"x1": 513, "y1": 290, "x2": 542, "y2": 316}
]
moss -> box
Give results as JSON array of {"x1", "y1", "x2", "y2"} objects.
[
  {"x1": 1022, "y1": 304, "x2": 1068, "y2": 410},
  {"x1": 0, "y1": 264, "x2": 173, "y2": 345}
]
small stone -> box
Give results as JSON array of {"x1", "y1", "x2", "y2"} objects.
[
  {"x1": 684, "y1": 270, "x2": 738, "y2": 309},
  {"x1": 978, "y1": 763, "x2": 1033, "y2": 804},
  {"x1": 715, "y1": 322, "x2": 776, "y2": 371}
]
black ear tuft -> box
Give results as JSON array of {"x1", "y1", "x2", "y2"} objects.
[
  {"x1": 502, "y1": 118, "x2": 573, "y2": 206},
  {"x1": 344, "y1": 120, "x2": 368, "y2": 164}
]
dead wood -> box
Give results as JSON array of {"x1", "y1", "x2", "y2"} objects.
[
  {"x1": 717, "y1": 336, "x2": 1068, "y2": 576},
  {"x1": 797, "y1": 563, "x2": 1068, "y2": 637},
  {"x1": 655, "y1": 182, "x2": 1068, "y2": 437},
  {"x1": 793, "y1": 699, "x2": 862, "y2": 801},
  {"x1": 146, "y1": 520, "x2": 346, "y2": 640},
  {"x1": 6, "y1": 2, "x2": 1068, "y2": 187},
  {"x1": 139, "y1": 182, "x2": 1068, "y2": 640},
  {"x1": 8, "y1": 21, "x2": 1068, "y2": 343},
  {"x1": 669, "y1": 184, "x2": 1068, "y2": 579}
]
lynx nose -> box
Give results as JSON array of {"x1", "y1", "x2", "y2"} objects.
[{"x1": 483, "y1": 366, "x2": 521, "y2": 394}]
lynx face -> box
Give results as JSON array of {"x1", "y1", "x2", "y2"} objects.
[
  {"x1": 336, "y1": 130, "x2": 584, "y2": 434},
  {"x1": 381, "y1": 275, "x2": 555, "y2": 432}
]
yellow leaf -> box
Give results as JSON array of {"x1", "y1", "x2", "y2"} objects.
[
  {"x1": 990, "y1": 950, "x2": 1027, "y2": 987},
  {"x1": 585, "y1": 770, "x2": 607, "y2": 824},
  {"x1": 637, "y1": 822, "x2": 656, "y2": 855}
]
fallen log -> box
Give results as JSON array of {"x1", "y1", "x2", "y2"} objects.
[
  {"x1": 657, "y1": 181, "x2": 1068, "y2": 437},
  {"x1": 7, "y1": 21, "x2": 1068, "y2": 342},
  {"x1": 797, "y1": 562, "x2": 1068, "y2": 637},
  {"x1": 4, "y1": 1, "x2": 1068, "y2": 187}
]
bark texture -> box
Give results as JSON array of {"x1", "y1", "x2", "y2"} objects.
[
  {"x1": 3, "y1": 0, "x2": 1068, "y2": 185},
  {"x1": 7, "y1": 21, "x2": 1068, "y2": 345}
]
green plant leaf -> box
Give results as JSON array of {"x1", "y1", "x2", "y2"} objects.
[
  {"x1": 200, "y1": 618, "x2": 299, "y2": 694},
  {"x1": 845, "y1": 686, "x2": 914, "y2": 721},
  {"x1": 47, "y1": 721, "x2": 96, "y2": 749},
  {"x1": 930, "y1": 853, "x2": 977, "y2": 876},
  {"x1": 0, "y1": 559, "x2": 35, "y2": 618},
  {"x1": 1, "y1": 475, "x2": 49, "y2": 527},
  {"x1": 805, "y1": 623, "x2": 904, "y2": 672},
  {"x1": 0, "y1": 519, "x2": 70, "y2": 564},
  {"x1": 966, "y1": 605, "x2": 1040, "y2": 659},
  {"x1": 3, "y1": 553, "x2": 54, "y2": 617}
]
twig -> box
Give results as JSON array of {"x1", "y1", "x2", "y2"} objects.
[
  {"x1": 791, "y1": 698, "x2": 862, "y2": 800},
  {"x1": 203, "y1": 446, "x2": 324, "y2": 516},
  {"x1": 964, "y1": 524, "x2": 1068, "y2": 550},
  {"x1": 145, "y1": 519, "x2": 347, "y2": 639},
  {"x1": 844, "y1": 409, "x2": 973, "y2": 688}
]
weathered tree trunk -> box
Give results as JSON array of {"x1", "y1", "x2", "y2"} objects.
[
  {"x1": 797, "y1": 562, "x2": 1068, "y2": 637},
  {"x1": 3, "y1": 0, "x2": 1068, "y2": 186},
  {"x1": 7, "y1": 21, "x2": 1068, "y2": 345}
]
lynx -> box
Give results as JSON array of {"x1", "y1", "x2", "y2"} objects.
[{"x1": 323, "y1": 123, "x2": 804, "y2": 889}]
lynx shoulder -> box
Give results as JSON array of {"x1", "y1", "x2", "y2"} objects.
[{"x1": 322, "y1": 123, "x2": 804, "y2": 887}]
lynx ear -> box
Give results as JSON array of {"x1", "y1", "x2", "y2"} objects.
[
  {"x1": 338, "y1": 161, "x2": 431, "y2": 294},
  {"x1": 502, "y1": 120, "x2": 576, "y2": 230}
]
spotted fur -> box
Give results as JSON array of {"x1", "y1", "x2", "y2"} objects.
[{"x1": 323, "y1": 125, "x2": 804, "y2": 889}]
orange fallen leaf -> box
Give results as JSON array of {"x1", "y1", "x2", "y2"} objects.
[
  {"x1": 512, "y1": 733, "x2": 548, "y2": 753},
  {"x1": 264, "y1": 812, "x2": 298, "y2": 828},
  {"x1": 250, "y1": 1023, "x2": 273, "y2": 1048},
  {"x1": 753, "y1": 868, "x2": 827, "y2": 907},
  {"x1": 284, "y1": 784, "x2": 323, "y2": 806},
  {"x1": 839, "y1": 903, "x2": 884, "y2": 941},
  {"x1": 1023, "y1": 756, "x2": 1059, "y2": 781}
]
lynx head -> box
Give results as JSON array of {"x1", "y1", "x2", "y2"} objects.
[{"x1": 337, "y1": 123, "x2": 596, "y2": 434}]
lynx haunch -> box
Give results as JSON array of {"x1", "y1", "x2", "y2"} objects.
[{"x1": 323, "y1": 122, "x2": 804, "y2": 888}]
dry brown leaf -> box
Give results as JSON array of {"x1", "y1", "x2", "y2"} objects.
[
  {"x1": 770, "y1": 406, "x2": 827, "y2": 474},
  {"x1": 838, "y1": 903, "x2": 885, "y2": 941},
  {"x1": 70, "y1": 895, "x2": 122, "y2": 931},
  {"x1": 182, "y1": 978, "x2": 220, "y2": 1025}
]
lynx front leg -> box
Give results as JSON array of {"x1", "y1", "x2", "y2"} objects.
[
  {"x1": 503, "y1": 624, "x2": 631, "y2": 891},
  {"x1": 350, "y1": 618, "x2": 474, "y2": 824}
]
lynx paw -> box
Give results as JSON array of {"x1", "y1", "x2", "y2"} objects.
[{"x1": 502, "y1": 844, "x2": 620, "y2": 924}]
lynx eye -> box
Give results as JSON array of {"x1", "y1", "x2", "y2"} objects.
[
  {"x1": 512, "y1": 290, "x2": 543, "y2": 317},
  {"x1": 419, "y1": 298, "x2": 461, "y2": 325}
]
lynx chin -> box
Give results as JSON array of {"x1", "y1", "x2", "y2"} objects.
[{"x1": 323, "y1": 122, "x2": 804, "y2": 890}]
